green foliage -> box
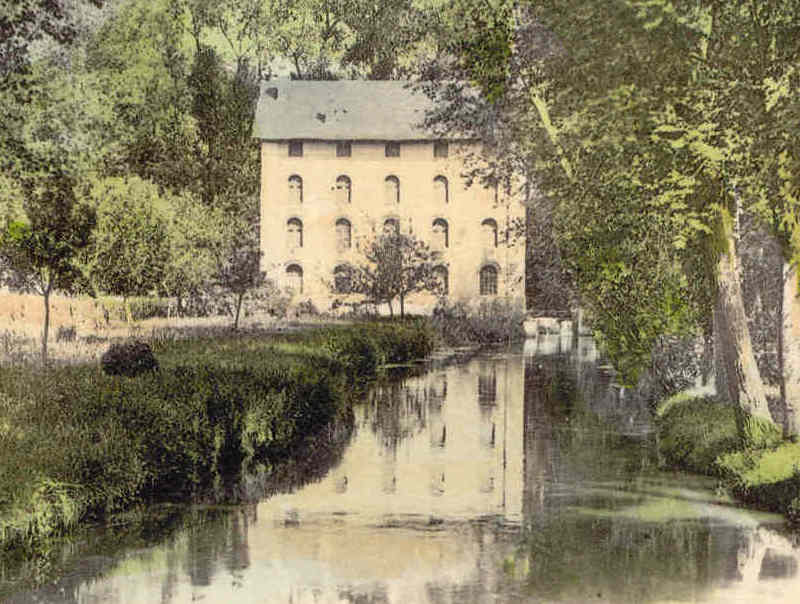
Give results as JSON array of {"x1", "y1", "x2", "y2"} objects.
[
  {"x1": 734, "y1": 408, "x2": 783, "y2": 451},
  {"x1": 0, "y1": 170, "x2": 96, "y2": 363},
  {"x1": 84, "y1": 176, "x2": 171, "y2": 302},
  {"x1": 0, "y1": 174, "x2": 95, "y2": 296},
  {"x1": 317, "y1": 320, "x2": 435, "y2": 372},
  {"x1": 160, "y1": 192, "x2": 224, "y2": 306},
  {"x1": 320, "y1": 329, "x2": 381, "y2": 376},
  {"x1": 656, "y1": 395, "x2": 740, "y2": 475},
  {"x1": 717, "y1": 444, "x2": 800, "y2": 514},
  {"x1": 441, "y1": 0, "x2": 514, "y2": 103},
  {"x1": 788, "y1": 495, "x2": 800, "y2": 527}
]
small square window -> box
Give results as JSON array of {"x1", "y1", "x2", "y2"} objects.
[
  {"x1": 434, "y1": 141, "x2": 449, "y2": 158},
  {"x1": 385, "y1": 142, "x2": 400, "y2": 157},
  {"x1": 288, "y1": 141, "x2": 303, "y2": 157},
  {"x1": 336, "y1": 142, "x2": 352, "y2": 157}
]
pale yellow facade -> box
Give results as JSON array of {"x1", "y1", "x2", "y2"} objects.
[{"x1": 258, "y1": 139, "x2": 526, "y2": 313}]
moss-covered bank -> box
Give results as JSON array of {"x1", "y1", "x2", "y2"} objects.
[
  {"x1": 655, "y1": 392, "x2": 800, "y2": 525},
  {"x1": 0, "y1": 321, "x2": 434, "y2": 553}
]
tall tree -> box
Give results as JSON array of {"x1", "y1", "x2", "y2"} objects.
[{"x1": 425, "y1": 0, "x2": 800, "y2": 445}]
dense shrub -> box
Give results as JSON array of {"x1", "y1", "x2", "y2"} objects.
[
  {"x1": 431, "y1": 299, "x2": 525, "y2": 345},
  {"x1": 101, "y1": 340, "x2": 159, "y2": 377},
  {"x1": 655, "y1": 394, "x2": 740, "y2": 475}
]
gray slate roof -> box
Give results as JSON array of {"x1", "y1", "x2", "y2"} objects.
[{"x1": 252, "y1": 80, "x2": 446, "y2": 141}]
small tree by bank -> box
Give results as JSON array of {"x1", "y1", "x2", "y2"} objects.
[
  {"x1": 340, "y1": 231, "x2": 441, "y2": 317},
  {"x1": 0, "y1": 171, "x2": 95, "y2": 365},
  {"x1": 213, "y1": 221, "x2": 267, "y2": 330}
]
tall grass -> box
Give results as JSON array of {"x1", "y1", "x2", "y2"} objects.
[{"x1": 0, "y1": 321, "x2": 434, "y2": 552}]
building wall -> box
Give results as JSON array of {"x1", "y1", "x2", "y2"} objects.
[{"x1": 259, "y1": 139, "x2": 526, "y2": 312}]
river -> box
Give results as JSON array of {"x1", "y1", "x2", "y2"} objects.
[{"x1": 4, "y1": 335, "x2": 800, "y2": 603}]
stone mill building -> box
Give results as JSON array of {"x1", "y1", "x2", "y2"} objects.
[{"x1": 253, "y1": 80, "x2": 526, "y2": 313}]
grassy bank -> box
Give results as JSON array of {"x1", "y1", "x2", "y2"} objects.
[
  {"x1": 655, "y1": 392, "x2": 800, "y2": 524},
  {"x1": 0, "y1": 321, "x2": 434, "y2": 553}
]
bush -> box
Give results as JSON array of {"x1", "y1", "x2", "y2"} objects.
[
  {"x1": 656, "y1": 394, "x2": 740, "y2": 475},
  {"x1": 321, "y1": 328, "x2": 380, "y2": 376},
  {"x1": 101, "y1": 340, "x2": 159, "y2": 377},
  {"x1": 431, "y1": 299, "x2": 524, "y2": 346}
]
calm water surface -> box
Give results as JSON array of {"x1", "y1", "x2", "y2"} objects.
[{"x1": 5, "y1": 336, "x2": 800, "y2": 603}]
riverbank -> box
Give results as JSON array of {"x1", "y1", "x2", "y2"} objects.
[
  {"x1": 656, "y1": 391, "x2": 800, "y2": 525},
  {"x1": 0, "y1": 321, "x2": 435, "y2": 554}
]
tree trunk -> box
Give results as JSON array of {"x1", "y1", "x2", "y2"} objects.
[
  {"x1": 715, "y1": 208, "x2": 778, "y2": 447},
  {"x1": 42, "y1": 286, "x2": 51, "y2": 367},
  {"x1": 780, "y1": 260, "x2": 800, "y2": 440},
  {"x1": 234, "y1": 292, "x2": 244, "y2": 330},
  {"x1": 713, "y1": 296, "x2": 730, "y2": 399},
  {"x1": 387, "y1": 299, "x2": 394, "y2": 317},
  {"x1": 400, "y1": 293, "x2": 405, "y2": 318}
]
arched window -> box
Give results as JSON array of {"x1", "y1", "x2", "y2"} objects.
[
  {"x1": 286, "y1": 264, "x2": 303, "y2": 294},
  {"x1": 432, "y1": 218, "x2": 449, "y2": 249},
  {"x1": 288, "y1": 175, "x2": 303, "y2": 204},
  {"x1": 335, "y1": 175, "x2": 351, "y2": 203},
  {"x1": 333, "y1": 264, "x2": 351, "y2": 293},
  {"x1": 479, "y1": 265, "x2": 498, "y2": 296},
  {"x1": 287, "y1": 218, "x2": 303, "y2": 248},
  {"x1": 384, "y1": 175, "x2": 400, "y2": 204},
  {"x1": 383, "y1": 218, "x2": 400, "y2": 235},
  {"x1": 433, "y1": 176, "x2": 448, "y2": 204},
  {"x1": 433, "y1": 265, "x2": 449, "y2": 295},
  {"x1": 336, "y1": 218, "x2": 351, "y2": 251},
  {"x1": 481, "y1": 218, "x2": 498, "y2": 248}
]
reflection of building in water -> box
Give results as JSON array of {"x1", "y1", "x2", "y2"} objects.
[
  {"x1": 477, "y1": 361, "x2": 497, "y2": 404},
  {"x1": 249, "y1": 354, "x2": 524, "y2": 525}
]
